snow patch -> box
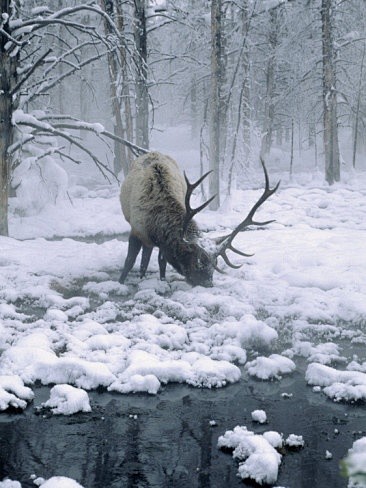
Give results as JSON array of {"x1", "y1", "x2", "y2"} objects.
[
  {"x1": 306, "y1": 363, "x2": 366, "y2": 402},
  {"x1": 218, "y1": 425, "x2": 304, "y2": 485},
  {"x1": 343, "y1": 437, "x2": 366, "y2": 488},
  {"x1": 251, "y1": 409, "x2": 267, "y2": 424},
  {"x1": 41, "y1": 384, "x2": 91, "y2": 415},
  {"x1": 34, "y1": 477, "x2": 84, "y2": 487},
  {"x1": 0, "y1": 375, "x2": 34, "y2": 410},
  {"x1": 246, "y1": 354, "x2": 296, "y2": 380}
]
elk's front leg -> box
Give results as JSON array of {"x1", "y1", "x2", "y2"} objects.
[
  {"x1": 119, "y1": 234, "x2": 142, "y2": 283},
  {"x1": 140, "y1": 245, "x2": 153, "y2": 278},
  {"x1": 158, "y1": 249, "x2": 167, "y2": 281}
]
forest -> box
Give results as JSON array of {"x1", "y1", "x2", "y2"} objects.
[
  {"x1": 1, "y1": 2, "x2": 366, "y2": 487},
  {"x1": 1, "y1": 0, "x2": 365, "y2": 235}
]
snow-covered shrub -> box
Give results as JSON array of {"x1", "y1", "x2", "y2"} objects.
[
  {"x1": 12, "y1": 152, "x2": 68, "y2": 216},
  {"x1": 11, "y1": 109, "x2": 69, "y2": 216}
]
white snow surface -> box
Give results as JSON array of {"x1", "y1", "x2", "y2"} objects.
[{"x1": 1, "y1": 136, "x2": 366, "y2": 400}]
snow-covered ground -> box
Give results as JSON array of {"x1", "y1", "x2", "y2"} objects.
[
  {"x1": 2, "y1": 165, "x2": 365, "y2": 399},
  {"x1": 1, "y1": 128, "x2": 366, "y2": 486}
]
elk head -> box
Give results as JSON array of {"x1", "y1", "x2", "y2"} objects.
[{"x1": 181, "y1": 158, "x2": 280, "y2": 286}]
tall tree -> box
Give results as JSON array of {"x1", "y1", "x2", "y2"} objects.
[
  {"x1": 321, "y1": 0, "x2": 340, "y2": 184},
  {"x1": 100, "y1": 0, "x2": 134, "y2": 175},
  {"x1": 134, "y1": 0, "x2": 149, "y2": 149},
  {"x1": 260, "y1": 7, "x2": 280, "y2": 158},
  {"x1": 0, "y1": 0, "x2": 18, "y2": 235},
  {"x1": 209, "y1": 0, "x2": 224, "y2": 210}
]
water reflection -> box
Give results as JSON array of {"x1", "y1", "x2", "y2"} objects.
[{"x1": 0, "y1": 371, "x2": 365, "y2": 488}]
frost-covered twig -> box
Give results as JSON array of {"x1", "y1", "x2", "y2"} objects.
[
  {"x1": 13, "y1": 115, "x2": 116, "y2": 181},
  {"x1": 11, "y1": 48, "x2": 52, "y2": 96},
  {"x1": 24, "y1": 49, "x2": 110, "y2": 104},
  {"x1": 35, "y1": 115, "x2": 148, "y2": 156}
]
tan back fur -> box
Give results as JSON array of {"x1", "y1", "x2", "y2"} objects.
[{"x1": 120, "y1": 152, "x2": 187, "y2": 246}]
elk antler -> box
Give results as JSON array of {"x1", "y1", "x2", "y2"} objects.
[
  {"x1": 214, "y1": 158, "x2": 280, "y2": 268},
  {"x1": 182, "y1": 170, "x2": 216, "y2": 236}
]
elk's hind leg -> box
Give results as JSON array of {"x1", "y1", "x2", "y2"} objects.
[
  {"x1": 119, "y1": 234, "x2": 142, "y2": 283},
  {"x1": 140, "y1": 245, "x2": 153, "y2": 278},
  {"x1": 158, "y1": 249, "x2": 167, "y2": 281}
]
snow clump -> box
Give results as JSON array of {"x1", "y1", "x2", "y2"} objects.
[
  {"x1": 218, "y1": 425, "x2": 304, "y2": 485},
  {"x1": 41, "y1": 384, "x2": 91, "y2": 415},
  {"x1": 285, "y1": 434, "x2": 305, "y2": 448},
  {"x1": 0, "y1": 375, "x2": 34, "y2": 410},
  {"x1": 306, "y1": 363, "x2": 366, "y2": 402},
  {"x1": 0, "y1": 479, "x2": 84, "y2": 488},
  {"x1": 34, "y1": 477, "x2": 84, "y2": 487},
  {"x1": 251, "y1": 409, "x2": 267, "y2": 424},
  {"x1": 0, "y1": 481, "x2": 22, "y2": 488},
  {"x1": 245, "y1": 354, "x2": 296, "y2": 380},
  {"x1": 342, "y1": 437, "x2": 366, "y2": 488}
]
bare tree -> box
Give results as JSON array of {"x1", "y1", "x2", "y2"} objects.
[
  {"x1": 100, "y1": 0, "x2": 134, "y2": 175},
  {"x1": 134, "y1": 0, "x2": 149, "y2": 149},
  {"x1": 0, "y1": 1, "x2": 144, "y2": 236},
  {"x1": 209, "y1": 0, "x2": 224, "y2": 210},
  {"x1": 352, "y1": 43, "x2": 365, "y2": 169},
  {"x1": 0, "y1": 0, "x2": 19, "y2": 235},
  {"x1": 321, "y1": 0, "x2": 340, "y2": 184}
]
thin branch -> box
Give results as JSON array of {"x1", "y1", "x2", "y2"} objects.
[{"x1": 11, "y1": 48, "x2": 52, "y2": 96}]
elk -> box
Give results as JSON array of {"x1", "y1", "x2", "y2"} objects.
[{"x1": 119, "y1": 151, "x2": 279, "y2": 287}]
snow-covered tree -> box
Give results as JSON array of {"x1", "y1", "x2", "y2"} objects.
[{"x1": 0, "y1": 0, "x2": 144, "y2": 236}]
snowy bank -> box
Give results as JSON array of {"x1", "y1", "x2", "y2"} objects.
[{"x1": 0, "y1": 169, "x2": 365, "y2": 401}]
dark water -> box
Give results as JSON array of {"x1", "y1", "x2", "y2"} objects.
[{"x1": 0, "y1": 363, "x2": 365, "y2": 488}]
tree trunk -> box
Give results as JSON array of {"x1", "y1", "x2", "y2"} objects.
[
  {"x1": 352, "y1": 43, "x2": 365, "y2": 169},
  {"x1": 0, "y1": 0, "x2": 17, "y2": 236},
  {"x1": 241, "y1": 1, "x2": 251, "y2": 165},
  {"x1": 134, "y1": 0, "x2": 149, "y2": 150},
  {"x1": 100, "y1": 0, "x2": 129, "y2": 176},
  {"x1": 321, "y1": 0, "x2": 340, "y2": 184},
  {"x1": 260, "y1": 9, "x2": 278, "y2": 158},
  {"x1": 190, "y1": 75, "x2": 198, "y2": 140},
  {"x1": 209, "y1": 0, "x2": 223, "y2": 210},
  {"x1": 114, "y1": 0, "x2": 134, "y2": 167}
]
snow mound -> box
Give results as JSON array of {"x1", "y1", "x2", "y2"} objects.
[
  {"x1": 246, "y1": 354, "x2": 296, "y2": 380},
  {"x1": 251, "y1": 409, "x2": 267, "y2": 424},
  {"x1": 342, "y1": 437, "x2": 366, "y2": 488},
  {"x1": 0, "y1": 480, "x2": 22, "y2": 488},
  {"x1": 306, "y1": 363, "x2": 366, "y2": 402},
  {"x1": 0, "y1": 478, "x2": 84, "y2": 488},
  {"x1": 34, "y1": 476, "x2": 84, "y2": 487},
  {"x1": 285, "y1": 434, "x2": 305, "y2": 448},
  {"x1": 218, "y1": 425, "x2": 304, "y2": 484},
  {"x1": 109, "y1": 350, "x2": 241, "y2": 394},
  {"x1": 41, "y1": 384, "x2": 91, "y2": 415},
  {"x1": 0, "y1": 375, "x2": 34, "y2": 411}
]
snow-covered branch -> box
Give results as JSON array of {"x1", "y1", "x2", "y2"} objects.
[
  {"x1": 12, "y1": 110, "x2": 147, "y2": 181},
  {"x1": 10, "y1": 48, "x2": 52, "y2": 96}
]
